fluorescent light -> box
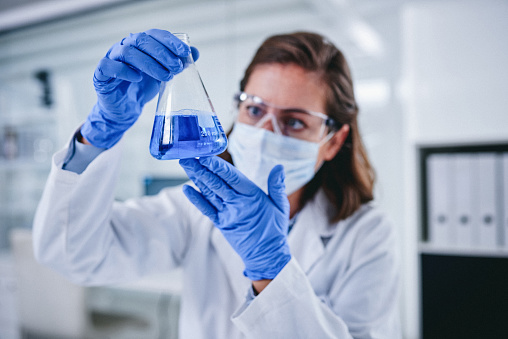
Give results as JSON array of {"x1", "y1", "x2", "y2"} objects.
[
  {"x1": 356, "y1": 79, "x2": 391, "y2": 106},
  {"x1": 348, "y1": 19, "x2": 385, "y2": 57}
]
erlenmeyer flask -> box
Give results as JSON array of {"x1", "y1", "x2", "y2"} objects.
[{"x1": 149, "y1": 33, "x2": 227, "y2": 160}]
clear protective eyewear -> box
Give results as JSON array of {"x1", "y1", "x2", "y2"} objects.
[{"x1": 234, "y1": 92, "x2": 340, "y2": 143}]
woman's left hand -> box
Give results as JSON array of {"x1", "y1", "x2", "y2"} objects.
[{"x1": 179, "y1": 156, "x2": 291, "y2": 281}]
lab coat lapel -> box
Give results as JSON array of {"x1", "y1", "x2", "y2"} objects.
[
  {"x1": 211, "y1": 227, "x2": 251, "y2": 299},
  {"x1": 288, "y1": 190, "x2": 329, "y2": 274}
]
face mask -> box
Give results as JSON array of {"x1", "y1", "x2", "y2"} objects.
[{"x1": 228, "y1": 122, "x2": 321, "y2": 195}]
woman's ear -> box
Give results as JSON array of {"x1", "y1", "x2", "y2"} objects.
[{"x1": 323, "y1": 124, "x2": 350, "y2": 161}]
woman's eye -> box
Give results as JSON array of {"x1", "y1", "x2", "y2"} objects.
[
  {"x1": 247, "y1": 105, "x2": 264, "y2": 118},
  {"x1": 285, "y1": 118, "x2": 306, "y2": 130}
]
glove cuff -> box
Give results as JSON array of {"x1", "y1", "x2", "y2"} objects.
[
  {"x1": 81, "y1": 104, "x2": 126, "y2": 149},
  {"x1": 243, "y1": 251, "x2": 292, "y2": 281}
]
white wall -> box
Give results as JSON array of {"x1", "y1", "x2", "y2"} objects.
[{"x1": 402, "y1": 0, "x2": 508, "y2": 144}]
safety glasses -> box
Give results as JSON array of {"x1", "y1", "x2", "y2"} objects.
[{"x1": 234, "y1": 92, "x2": 339, "y2": 143}]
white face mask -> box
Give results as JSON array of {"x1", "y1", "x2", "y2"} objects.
[{"x1": 228, "y1": 122, "x2": 322, "y2": 195}]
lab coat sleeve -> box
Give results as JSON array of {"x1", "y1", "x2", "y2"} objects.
[
  {"x1": 231, "y1": 209, "x2": 400, "y2": 339},
  {"x1": 33, "y1": 138, "x2": 194, "y2": 286},
  {"x1": 62, "y1": 132, "x2": 105, "y2": 174}
]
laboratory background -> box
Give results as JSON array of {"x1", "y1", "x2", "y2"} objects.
[{"x1": 0, "y1": 0, "x2": 507, "y2": 338}]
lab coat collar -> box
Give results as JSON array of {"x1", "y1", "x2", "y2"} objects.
[{"x1": 288, "y1": 189, "x2": 333, "y2": 274}]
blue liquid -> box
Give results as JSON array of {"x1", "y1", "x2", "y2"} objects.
[{"x1": 149, "y1": 109, "x2": 228, "y2": 160}]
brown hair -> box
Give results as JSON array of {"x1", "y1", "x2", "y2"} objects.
[{"x1": 220, "y1": 32, "x2": 375, "y2": 222}]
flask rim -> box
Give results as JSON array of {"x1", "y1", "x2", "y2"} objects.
[{"x1": 173, "y1": 33, "x2": 190, "y2": 45}]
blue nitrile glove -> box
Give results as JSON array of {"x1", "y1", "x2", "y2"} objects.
[
  {"x1": 179, "y1": 156, "x2": 292, "y2": 281},
  {"x1": 81, "y1": 29, "x2": 199, "y2": 149}
]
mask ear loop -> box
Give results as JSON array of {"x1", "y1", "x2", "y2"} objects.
[{"x1": 318, "y1": 117, "x2": 345, "y2": 145}]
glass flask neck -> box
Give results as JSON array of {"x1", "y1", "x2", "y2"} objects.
[
  {"x1": 150, "y1": 31, "x2": 228, "y2": 160},
  {"x1": 174, "y1": 33, "x2": 190, "y2": 46}
]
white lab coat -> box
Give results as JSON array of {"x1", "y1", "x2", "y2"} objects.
[{"x1": 33, "y1": 139, "x2": 401, "y2": 339}]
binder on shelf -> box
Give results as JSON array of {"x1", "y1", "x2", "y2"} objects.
[
  {"x1": 453, "y1": 153, "x2": 474, "y2": 248},
  {"x1": 475, "y1": 153, "x2": 498, "y2": 249},
  {"x1": 427, "y1": 154, "x2": 453, "y2": 247}
]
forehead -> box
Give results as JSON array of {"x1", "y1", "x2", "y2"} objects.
[{"x1": 244, "y1": 63, "x2": 327, "y2": 113}]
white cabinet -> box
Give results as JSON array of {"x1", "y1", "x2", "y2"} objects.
[{"x1": 0, "y1": 83, "x2": 57, "y2": 250}]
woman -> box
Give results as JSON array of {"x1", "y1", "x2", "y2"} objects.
[{"x1": 34, "y1": 29, "x2": 400, "y2": 338}]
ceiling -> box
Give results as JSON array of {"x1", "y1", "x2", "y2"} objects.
[
  {"x1": 0, "y1": 0, "x2": 405, "y2": 70},
  {"x1": 0, "y1": 0, "x2": 406, "y2": 35},
  {"x1": 0, "y1": 0, "x2": 133, "y2": 34}
]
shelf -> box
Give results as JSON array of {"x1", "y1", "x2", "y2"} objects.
[
  {"x1": 419, "y1": 243, "x2": 508, "y2": 258},
  {"x1": 0, "y1": 158, "x2": 51, "y2": 171},
  {"x1": 0, "y1": 116, "x2": 56, "y2": 129}
]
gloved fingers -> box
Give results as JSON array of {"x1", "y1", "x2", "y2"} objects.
[
  {"x1": 180, "y1": 158, "x2": 237, "y2": 202},
  {"x1": 119, "y1": 32, "x2": 187, "y2": 74},
  {"x1": 190, "y1": 46, "x2": 199, "y2": 62},
  {"x1": 267, "y1": 165, "x2": 290, "y2": 214},
  {"x1": 182, "y1": 185, "x2": 219, "y2": 224},
  {"x1": 143, "y1": 29, "x2": 191, "y2": 58},
  {"x1": 142, "y1": 29, "x2": 200, "y2": 65},
  {"x1": 188, "y1": 175, "x2": 224, "y2": 211},
  {"x1": 93, "y1": 57, "x2": 143, "y2": 84},
  {"x1": 197, "y1": 156, "x2": 259, "y2": 196},
  {"x1": 108, "y1": 43, "x2": 175, "y2": 82}
]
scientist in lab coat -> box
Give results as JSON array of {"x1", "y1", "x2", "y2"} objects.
[{"x1": 33, "y1": 29, "x2": 401, "y2": 338}]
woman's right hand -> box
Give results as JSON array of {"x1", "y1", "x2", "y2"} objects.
[{"x1": 80, "y1": 29, "x2": 198, "y2": 149}]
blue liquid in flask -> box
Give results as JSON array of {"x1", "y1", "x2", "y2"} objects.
[{"x1": 149, "y1": 109, "x2": 228, "y2": 160}]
